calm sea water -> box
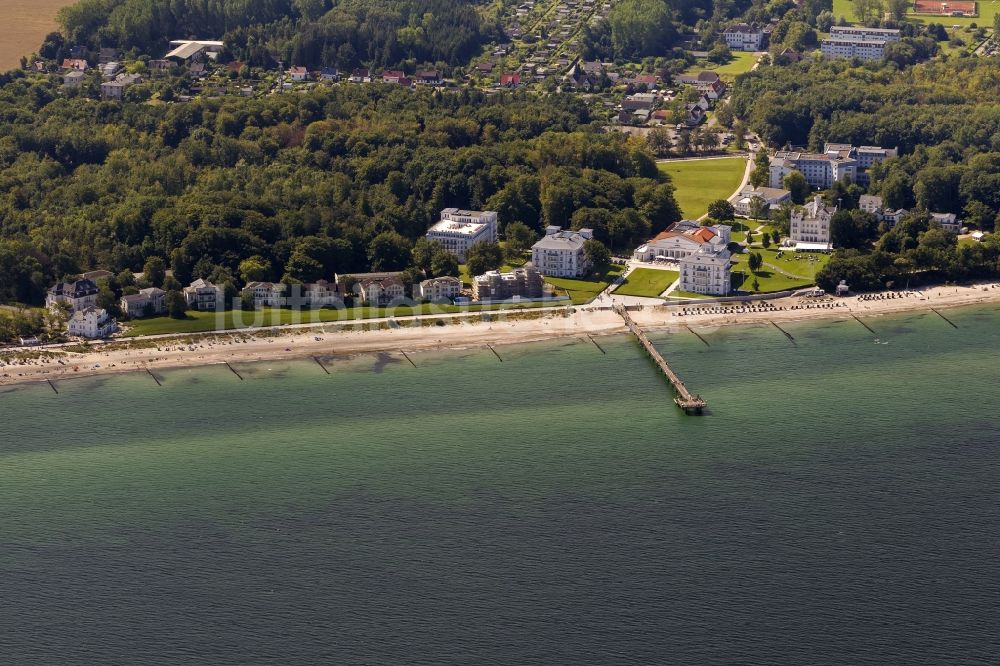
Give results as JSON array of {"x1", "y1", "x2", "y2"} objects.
[{"x1": 2, "y1": 307, "x2": 999, "y2": 665}]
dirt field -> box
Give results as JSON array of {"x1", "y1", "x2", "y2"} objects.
[{"x1": 1, "y1": 0, "x2": 75, "y2": 70}]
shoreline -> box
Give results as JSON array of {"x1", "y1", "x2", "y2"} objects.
[{"x1": 3, "y1": 282, "x2": 999, "y2": 388}]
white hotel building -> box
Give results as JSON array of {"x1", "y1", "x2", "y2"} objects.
[
  {"x1": 531, "y1": 226, "x2": 593, "y2": 277},
  {"x1": 679, "y1": 246, "x2": 732, "y2": 296},
  {"x1": 821, "y1": 26, "x2": 900, "y2": 61},
  {"x1": 426, "y1": 208, "x2": 498, "y2": 261}
]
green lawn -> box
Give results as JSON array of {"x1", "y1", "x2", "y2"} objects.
[
  {"x1": 658, "y1": 157, "x2": 747, "y2": 219},
  {"x1": 122, "y1": 299, "x2": 565, "y2": 337},
  {"x1": 732, "y1": 248, "x2": 830, "y2": 293},
  {"x1": 614, "y1": 268, "x2": 678, "y2": 298},
  {"x1": 833, "y1": 0, "x2": 999, "y2": 27},
  {"x1": 545, "y1": 264, "x2": 625, "y2": 304},
  {"x1": 683, "y1": 52, "x2": 759, "y2": 80}
]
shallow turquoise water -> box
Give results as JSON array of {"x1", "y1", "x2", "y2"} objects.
[{"x1": 2, "y1": 307, "x2": 999, "y2": 664}]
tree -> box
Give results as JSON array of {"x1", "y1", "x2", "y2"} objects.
[
  {"x1": 239, "y1": 256, "x2": 273, "y2": 284},
  {"x1": 854, "y1": 0, "x2": 884, "y2": 23},
  {"x1": 748, "y1": 252, "x2": 763, "y2": 273},
  {"x1": 816, "y1": 10, "x2": 835, "y2": 32},
  {"x1": 97, "y1": 283, "x2": 120, "y2": 317},
  {"x1": 430, "y1": 250, "x2": 460, "y2": 278},
  {"x1": 368, "y1": 232, "x2": 413, "y2": 272},
  {"x1": 752, "y1": 277, "x2": 760, "y2": 292},
  {"x1": 707, "y1": 199, "x2": 736, "y2": 221},
  {"x1": 749, "y1": 151, "x2": 770, "y2": 188},
  {"x1": 887, "y1": 0, "x2": 909, "y2": 21},
  {"x1": 412, "y1": 238, "x2": 445, "y2": 273},
  {"x1": 749, "y1": 196, "x2": 768, "y2": 222},
  {"x1": 143, "y1": 256, "x2": 167, "y2": 288},
  {"x1": 784, "y1": 171, "x2": 810, "y2": 205},
  {"x1": 584, "y1": 239, "x2": 611, "y2": 268},
  {"x1": 466, "y1": 242, "x2": 504, "y2": 277},
  {"x1": 608, "y1": 0, "x2": 676, "y2": 59},
  {"x1": 746, "y1": 230, "x2": 754, "y2": 245},
  {"x1": 762, "y1": 233, "x2": 771, "y2": 249},
  {"x1": 504, "y1": 221, "x2": 537, "y2": 256},
  {"x1": 166, "y1": 290, "x2": 187, "y2": 318}
]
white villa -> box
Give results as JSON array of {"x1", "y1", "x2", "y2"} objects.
[
  {"x1": 302, "y1": 280, "x2": 343, "y2": 307},
  {"x1": 722, "y1": 22, "x2": 772, "y2": 51},
  {"x1": 244, "y1": 281, "x2": 286, "y2": 307},
  {"x1": 426, "y1": 208, "x2": 498, "y2": 261},
  {"x1": 733, "y1": 186, "x2": 792, "y2": 218},
  {"x1": 680, "y1": 245, "x2": 732, "y2": 296},
  {"x1": 633, "y1": 222, "x2": 731, "y2": 262},
  {"x1": 859, "y1": 195, "x2": 909, "y2": 226},
  {"x1": 120, "y1": 287, "x2": 166, "y2": 318},
  {"x1": 183, "y1": 278, "x2": 224, "y2": 310},
  {"x1": 789, "y1": 195, "x2": 837, "y2": 250},
  {"x1": 531, "y1": 226, "x2": 593, "y2": 277},
  {"x1": 417, "y1": 276, "x2": 463, "y2": 302},
  {"x1": 355, "y1": 276, "x2": 406, "y2": 306},
  {"x1": 46, "y1": 279, "x2": 99, "y2": 312},
  {"x1": 931, "y1": 212, "x2": 961, "y2": 233},
  {"x1": 67, "y1": 307, "x2": 117, "y2": 339}
]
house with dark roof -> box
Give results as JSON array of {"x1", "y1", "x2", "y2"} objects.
[{"x1": 46, "y1": 279, "x2": 99, "y2": 312}]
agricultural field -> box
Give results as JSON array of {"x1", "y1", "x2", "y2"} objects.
[
  {"x1": 658, "y1": 157, "x2": 748, "y2": 219},
  {"x1": 614, "y1": 268, "x2": 679, "y2": 298},
  {"x1": 2, "y1": 0, "x2": 74, "y2": 70}
]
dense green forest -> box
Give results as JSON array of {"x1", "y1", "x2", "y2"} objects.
[
  {"x1": 57, "y1": 0, "x2": 495, "y2": 70},
  {"x1": 0, "y1": 78, "x2": 679, "y2": 305},
  {"x1": 730, "y1": 57, "x2": 1000, "y2": 291}
]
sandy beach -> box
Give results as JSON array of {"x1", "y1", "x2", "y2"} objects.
[{"x1": 3, "y1": 282, "x2": 999, "y2": 387}]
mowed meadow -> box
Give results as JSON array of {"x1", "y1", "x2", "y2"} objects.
[{"x1": 2, "y1": 0, "x2": 75, "y2": 70}]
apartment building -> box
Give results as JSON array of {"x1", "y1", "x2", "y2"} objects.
[
  {"x1": 472, "y1": 265, "x2": 544, "y2": 301},
  {"x1": 821, "y1": 26, "x2": 900, "y2": 61},
  {"x1": 531, "y1": 226, "x2": 593, "y2": 277},
  {"x1": 425, "y1": 208, "x2": 499, "y2": 261},
  {"x1": 679, "y1": 246, "x2": 732, "y2": 296}
]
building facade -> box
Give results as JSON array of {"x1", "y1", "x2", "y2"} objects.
[
  {"x1": 633, "y1": 223, "x2": 731, "y2": 262},
  {"x1": 722, "y1": 23, "x2": 771, "y2": 51},
  {"x1": 769, "y1": 142, "x2": 897, "y2": 189},
  {"x1": 789, "y1": 195, "x2": 837, "y2": 249},
  {"x1": 531, "y1": 226, "x2": 593, "y2": 277},
  {"x1": 472, "y1": 265, "x2": 544, "y2": 301},
  {"x1": 46, "y1": 279, "x2": 99, "y2": 312},
  {"x1": 679, "y1": 246, "x2": 732, "y2": 295},
  {"x1": 733, "y1": 186, "x2": 792, "y2": 218},
  {"x1": 183, "y1": 279, "x2": 224, "y2": 310},
  {"x1": 355, "y1": 277, "x2": 406, "y2": 306},
  {"x1": 425, "y1": 208, "x2": 499, "y2": 261},
  {"x1": 67, "y1": 307, "x2": 117, "y2": 338},
  {"x1": 417, "y1": 276, "x2": 463, "y2": 302},
  {"x1": 120, "y1": 287, "x2": 166, "y2": 318},
  {"x1": 821, "y1": 26, "x2": 900, "y2": 61}
]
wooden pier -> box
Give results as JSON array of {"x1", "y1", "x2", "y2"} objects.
[{"x1": 614, "y1": 305, "x2": 707, "y2": 414}]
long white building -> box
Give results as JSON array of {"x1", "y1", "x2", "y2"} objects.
[
  {"x1": 821, "y1": 26, "x2": 900, "y2": 61},
  {"x1": 426, "y1": 208, "x2": 498, "y2": 261},
  {"x1": 531, "y1": 226, "x2": 593, "y2": 277},
  {"x1": 769, "y1": 143, "x2": 897, "y2": 189},
  {"x1": 633, "y1": 222, "x2": 730, "y2": 262}
]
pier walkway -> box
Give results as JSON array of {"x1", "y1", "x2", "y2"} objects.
[{"x1": 614, "y1": 304, "x2": 707, "y2": 414}]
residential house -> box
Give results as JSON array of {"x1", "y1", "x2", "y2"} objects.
[
  {"x1": 531, "y1": 226, "x2": 593, "y2": 277},
  {"x1": 789, "y1": 195, "x2": 837, "y2": 250},
  {"x1": 62, "y1": 59, "x2": 89, "y2": 72},
  {"x1": 426, "y1": 208, "x2": 499, "y2": 261},
  {"x1": 382, "y1": 69, "x2": 406, "y2": 84},
  {"x1": 46, "y1": 279, "x2": 99, "y2": 312},
  {"x1": 859, "y1": 194, "x2": 909, "y2": 226},
  {"x1": 472, "y1": 265, "x2": 544, "y2": 301},
  {"x1": 302, "y1": 280, "x2": 343, "y2": 307},
  {"x1": 320, "y1": 67, "x2": 339, "y2": 82},
  {"x1": 63, "y1": 70, "x2": 85, "y2": 89},
  {"x1": 417, "y1": 276, "x2": 464, "y2": 302},
  {"x1": 183, "y1": 278, "x2": 224, "y2": 311},
  {"x1": 149, "y1": 59, "x2": 177, "y2": 74},
  {"x1": 120, "y1": 288, "x2": 166, "y2": 318},
  {"x1": 680, "y1": 245, "x2": 732, "y2": 295},
  {"x1": 633, "y1": 223, "x2": 732, "y2": 262},
  {"x1": 355, "y1": 277, "x2": 406, "y2": 306},
  {"x1": 499, "y1": 72, "x2": 521, "y2": 87},
  {"x1": 244, "y1": 281, "x2": 286, "y2": 307},
  {"x1": 288, "y1": 66, "x2": 308, "y2": 81},
  {"x1": 100, "y1": 73, "x2": 142, "y2": 101},
  {"x1": 100, "y1": 62, "x2": 122, "y2": 79},
  {"x1": 722, "y1": 22, "x2": 771, "y2": 51},
  {"x1": 416, "y1": 70, "x2": 441, "y2": 85},
  {"x1": 67, "y1": 307, "x2": 117, "y2": 339},
  {"x1": 350, "y1": 68, "x2": 371, "y2": 83},
  {"x1": 733, "y1": 186, "x2": 792, "y2": 218},
  {"x1": 98, "y1": 48, "x2": 119, "y2": 65},
  {"x1": 931, "y1": 212, "x2": 961, "y2": 233}
]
